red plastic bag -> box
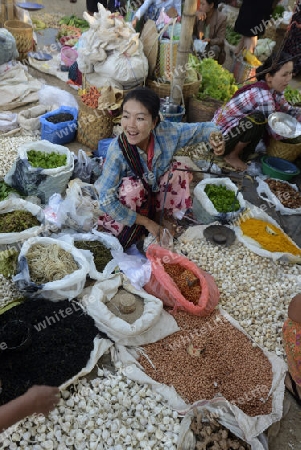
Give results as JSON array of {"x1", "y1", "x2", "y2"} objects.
[{"x1": 143, "y1": 244, "x2": 220, "y2": 316}]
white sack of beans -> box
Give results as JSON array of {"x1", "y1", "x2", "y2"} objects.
[
  {"x1": 13, "y1": 236, "x2": 91, "y2": 301},
  {"x1": 80, "y1": 273, "x2": 180, "y2": 346},
  {"x1": 112, "y1": 307, "x2": 287, "y2": 443}
]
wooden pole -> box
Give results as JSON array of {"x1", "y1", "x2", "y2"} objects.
[{"x1": 171, "y1": 0, "x2": 198, "y2": 104}]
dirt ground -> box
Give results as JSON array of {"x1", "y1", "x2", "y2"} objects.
[{"x1": 12, "y1": 0, "x2": 301, "y2": 448}]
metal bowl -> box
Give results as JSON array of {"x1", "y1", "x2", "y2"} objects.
[{"x1": 268, "y1": 112, "x2": 301, "y2": 139}]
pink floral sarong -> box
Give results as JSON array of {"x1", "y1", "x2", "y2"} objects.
[
  {"x1": 283, "y1": 318, "x2": 301, "y2": 386},
  {"x1": 98, "y1": 161, "x2": 192, "y2": 236}
]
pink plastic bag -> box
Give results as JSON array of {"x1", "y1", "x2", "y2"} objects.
[{"x1": 144, "y1": 244, "x2": 220, "y2": 316}]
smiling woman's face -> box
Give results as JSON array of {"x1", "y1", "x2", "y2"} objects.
[
  {"x1": 266, "y1": 61, "x2": 294, "y2": 93},
  {"x1": 121, "y1": 99, "x2": 157, "y2": 151}
]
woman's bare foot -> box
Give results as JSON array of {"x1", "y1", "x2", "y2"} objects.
[{"x1": 224, "y1": 154, "x2": 247, "y2": 171}]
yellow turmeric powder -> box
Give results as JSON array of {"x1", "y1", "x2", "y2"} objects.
[{"x1": 240, "y1": 218, "x2": 301, "y2": 256}]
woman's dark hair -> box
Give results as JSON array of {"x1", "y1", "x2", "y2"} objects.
[
  {"x1": 206, "y1": 0, "x2": 219, "y2": 8},
  {"x1": 256, "y1": 51, "x2": 293, "y2": 81},
  {"x1": 122, "y1": 87, "x2": 161, "y2": 122}
]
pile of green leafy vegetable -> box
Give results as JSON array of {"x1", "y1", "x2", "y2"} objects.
[
  {"x1": 27, "y1": 150, "x2": 67, "y2": 169},
  {"x1": 189, "y1": 55, "x2": 238, "y2": 102},
  {"x1": 0, "y1": 181, "x2": 20, "y2": 201},
  {"x1": 59, "y1": 15, "x2": 89, "y2": 32},
  {"x1": 284, "y1": 85, "x2": 301, "y2": 105},
  {"x1": 226, "y1": 25, "x2": 241, "y2": 46},
  {"x1": 205, "y1": 184, "x2": 240, "y2": 213},
  {"x1": 272, "y1": 5, "x2": 285, "y2": 19}
]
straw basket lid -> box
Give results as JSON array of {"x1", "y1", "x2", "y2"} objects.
[{"x1": 140, "y1": 20, "x2": 159, "y2": 78}]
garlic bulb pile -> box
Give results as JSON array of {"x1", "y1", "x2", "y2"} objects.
[
  {"x1": 175, "y1": 238, "x2": 301, "y2": 357},
  {"x1": 0, "y1": 135, "x2": 40, "y2": 178},
  {"x1": 2, "y1": 368, "x2": 181, "y2": 450},
  {"x1": 0, "y1": 274, "x2": 22, "y2": 309}
]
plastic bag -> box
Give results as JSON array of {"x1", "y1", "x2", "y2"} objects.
[
  {"x1": 38, "y1": 85, "x2": 79, "y2": 110},
  {"x1": 193, "y1": 178, "x2": 246, "y2": 225},
  {"x1": 111, "y1": 245, "x2": 151, "y2": 290},
  {"x1": 0, "y1": 30, "x2": 18, "y2": 65},
  {"x1": 143, "y1": 244, "x2": 220, "y2": 316},
  {"x1": 13, "y1": 236, "x2": 90, "y2": 301},
  {"x1": 0, "y1": 198, "x2": 45, "y2": 246},
  {"x1": 256, "y1": 176, "x2": 301, "y2": 216},
  {"x1": 79, "y1": 273, "x2": 180, "y2": 346},
  {"x1": 4, "y1": 140, "x2": 74, "y2": 205},
  {"x1": 72, "y1": 150, "x2": 103, "y2": 184},
  {"x1": 58, "y1": 178, "x2": 101, "y2": 232}
]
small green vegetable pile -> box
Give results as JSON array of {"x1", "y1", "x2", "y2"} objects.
[
  {"x1": 0, "y1": 248, "x2": 19, "y2": 278},
  {"x1": 27, "y1": 150, "x2": 67, "y2": 169},
  {"x1": 284, "y1": 86, "x2": 301, "y2": 105},
  {"x1": 205, "y1": 184, "x2": 240, "y2": 213},
  {"x1": 0, "y1": 181, "x2": 20, "y2": 201},
  {"x1": 0, "y1": 210, "x2": 40, "y2": 233},
  {"x1": 189, "y1": 55, "x2": 238, "y2": 102},
  {"x1": 59, "y1": 15, "x2": 89, "y2": 32},
  {"x1": 74, "y1": 240, "x2": 112, "y2": 273},
  {"x1": 226, "y1": 25, "x2": 241, "y2": 46}
]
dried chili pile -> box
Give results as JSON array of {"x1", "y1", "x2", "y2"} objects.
[
  {"x1": 0, "y1": 299, "x2": 106, "y2": 405},
  {"x1": 163, "y1": 263, "x2": 201, "y2": 305}
]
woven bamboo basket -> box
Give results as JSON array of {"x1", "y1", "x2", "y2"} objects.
[
  {"x1": 76, "y1": 99, "x2": 113, "y2": 151},
  {"x1": 146, "y1": 76, "x2": 201, "y2": 108},
  {"x1": 267, "y1": 138, "x2": 301, "y2": 162},
  {"x1": 188, "y1": 96, "x2": 223, "y2": 123},
  {"x1": 4, "y1": 20, "x2": 33, "y2": 60}
]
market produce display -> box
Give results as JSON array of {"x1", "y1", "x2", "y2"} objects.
[
  {"x1": 27, "y1": 149, "x2": 67, "y2": 169},
  {"x1": 0, "y1": 298, "x2": 104, "y2": 406},
  {"x1": 74, "y1": 240, "x2": 113, "y2": 273},
  {"x1": 162, "y1": 262, "x2": 201, "y2": 305},
  {"x1": 45, "y1": 112, "x2": 74, "y2": 124},
  {"x1": 0, "y1": 210, "x2": 40, "y2": 233},
  {"x1": 204, "y1": 184, "x2": 240, "y2": 213},
  {"x1": 265, "y1": 178, "x2": 301, "y2": 209},
  {"x1": 0, "y1": 181, "x2": 20, "y2": 201},
  {"x1": 0, "y1": 248, "x2": 19, "y2": 278},
  {"x1": 284, "y1": 85, "x2": 301, "y2": 105},
  {"x1": 189, "y1": 55, "x2": 238, "y2": 102},
  {"x1": 240, "y1": 218, "x2": 301, "y2": 256},
  {"x1": 138, "y1": 310, "x2": 273, "y2": 416},
  {"x1": 26, "y1": 243, "x2": 79, "y2": 284},
  {"x1": 190, "y1": 409, "x2": 251, "y2": 450},
  {"x1": 59, "y1": 15, "x2": 89, "y2": 32},
  {"x1": 225, "y1": 25, "x2": 241, "y2": 46}
]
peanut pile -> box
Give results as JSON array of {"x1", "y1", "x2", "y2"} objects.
[
  {"x1": 139, "y1": 310, "x2": 273, "y2": 417},
  {"x1": 265, "y1": 178, "x2": 301, "y2": 209},
  {"x1": 190, "y1": 408, "x2": 251, "y2": 450},
  {"x1": 163, "y1": 263, "x2": 201, "y2": 305}
]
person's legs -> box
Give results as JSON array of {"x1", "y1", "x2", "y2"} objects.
[
  {"x1": 223, "y1": 111, "x2": 266, "y2": 171},
  {"x1": 283, "y1": 318, "x2": 301, "y2": 404}
]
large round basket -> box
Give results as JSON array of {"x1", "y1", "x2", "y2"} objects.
[
  {"x1": 188, "y1": 96, "x2": 223, "y2": 123},
  {"x1": 4, "y1": 20, "x2": 33, "y2": 60},
  {"x1": 267, "y1": 137, "x2": 301, "y2": 162},
  {"x1": 146, "y1": 76, "x2": 201, "y2": 108},
  {"x1": 76, "y1": 99, "x2": 113, "y2": 151}
]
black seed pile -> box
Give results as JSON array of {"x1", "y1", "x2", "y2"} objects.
[
  {"x1": 0, "y1": 299, "x2": 106, "y2": 406},
  {"x1": 46, "y1": 113, "x2": 74, "y2": 124}
]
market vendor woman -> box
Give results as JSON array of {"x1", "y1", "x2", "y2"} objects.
[
  {"x1": 213, "y1": 51, "x2": 301, "y2": 171},
  {"x1": 98, "y1": 87, "x2": 224, "y2": 249}
]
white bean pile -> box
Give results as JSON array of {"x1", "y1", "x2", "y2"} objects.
[
  {"x1": 2, "y1": 369, "x2": 181, "y2": 450},
  {"x1": 0, "y1": 135, "x2": 40, "y2": 178},
  {"x1": 175, "y1": 237, "x2": 301, "y2": 357}
]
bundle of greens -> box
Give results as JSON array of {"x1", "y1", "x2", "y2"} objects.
[
  {"x1": 284, "y1": 86, "x2": 301, "y2": 106},
  {"x1": 189, "y1": 55, "x2": 238, "y2": 102}
]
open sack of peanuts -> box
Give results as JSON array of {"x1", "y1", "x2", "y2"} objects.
[{"x1": 113, "y1": 307, "x2": 287, "y2": 449}]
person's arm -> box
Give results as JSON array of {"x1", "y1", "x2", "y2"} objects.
[
  {"x1": 132, "y1": 0, "x2": 153, "y2": 21},
  {"x1": 98, "y1": 141, "x2": 138, "y2": 227},
  {"x1": 210, "y1": 13, "x2": 227, "y2": 47},
  {"x1": 0, "y1": 385, "x2": 60, "y2": 432}
]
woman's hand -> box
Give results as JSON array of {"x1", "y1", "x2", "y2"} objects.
[
  {"x1": 136, "y1": 215, "x2": 164, "y2": 242},
  {"x1": 23, "y1": 385, "x2": 60, "y2": 416},
  {"x1": 132, "y1": 17, "x2": 138, "y2": 29},
  {"x1": 196, "y1": 11, "x2": 206, "y2": 21},
  {"x1": 209, "y1": 131, "x2": 225, "y2": 156}
]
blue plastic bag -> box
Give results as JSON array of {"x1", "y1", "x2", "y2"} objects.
[{"x1": 40, "y1": 106, "x2": 78, "y2": 145}]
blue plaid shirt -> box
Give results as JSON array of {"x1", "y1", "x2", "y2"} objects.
[{"x1": 98, "y1": 120, "x2": 219, "y2": 226}]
